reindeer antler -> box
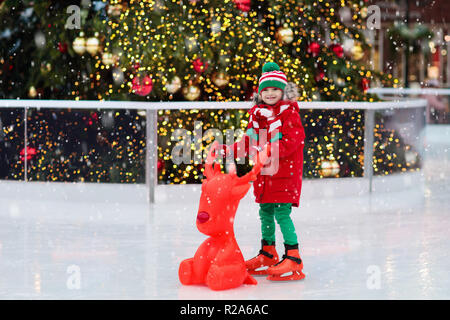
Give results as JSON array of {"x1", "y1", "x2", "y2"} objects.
[
  {"x1": 204, "y1": 141, "x2": 221, "y2": 180},
  {"x1": 235, "y1": 144, "x2": 270, "y2": 185}
]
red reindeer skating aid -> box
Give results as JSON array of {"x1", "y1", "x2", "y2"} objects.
[{"x1": 178, "y1": 141, "x2": 270, "y2": 291}]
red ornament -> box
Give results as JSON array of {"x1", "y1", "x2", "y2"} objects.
[
  {"x1": 330, "y1": 44, "x2": 344, "y2": 58},
  {"x1": 179, "y1": 141, "x2": 269, "y2": 290},
  {"x1": 315, "y1": 67, "x2": 325, "y2": 82},
  {"x1": 133, "y1": 62, "x2": 141, "y2": 70},
  {"x1": 193, "y1": 59, "x2": 208, "y2": 73},
  {"x1": 233, "y1": 0, "x2": 251, "y2": 12},
  {"x1": 58, "y1": 42, "x2": 68, "y2": 54},
  {"x1": 132, "y1": 75, "x2": 153, "y2": 96},
  {"x1": 91, "y1": 112, "x2": 99, "y2": 122},
  {"x1": 361, "y1": 78, "x2": 370, "y2": 92},
  {"x1": 157, "y1": 159, "x2": 165, "y2": 172},
  {"x1": 20, "y1": 146, "x2": 37, "y2": 161},
  {"x1": 307, "y1": 42, "x2": 321, "y2": 57},
  {"x1": 86, "y1": 112, "x2": 99, "y2": 126}
]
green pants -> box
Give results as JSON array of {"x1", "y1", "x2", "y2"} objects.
[{"x1": 259, "y1": 203, "x2": 298, "y2": 246}]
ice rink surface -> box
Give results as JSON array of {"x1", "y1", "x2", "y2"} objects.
[{"x1": 0, "y1": 125, "x2": 449, "y2": 300}]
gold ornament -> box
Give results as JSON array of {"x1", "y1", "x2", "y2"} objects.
[
  {"x1": 112, "y1": 68, "x2": 124, "y2": 85},
  {"x1": 107, "y1": 4, "x2": 123, "y2": 16},
  {"x1": 101, "y1": 52, "x2": 117, "y2": 65},
  {"x1": 40, "y1": 62, "x2": 52, "y2": 74},
  {"x1": 352, "y1": 44, "x2": 364, "y2": 61},
  {"x1": 72, "y1": 36, "x2": 86, "y2": 55},
  {"x1": 211, "y1": 19, "x2": 221, "y2": 35},
  {"x1": 336, "y1": 77, "x2": 346, "y2": 86},
  {"x1": 319, "y1": 159, "x2": 340, "y2": 177},
  {"x1": 28, "y1": 86, "x2": 37, "y2": 98},
  {"x1": 184, "y1": 37, "x2": 199, "y2": 52},
  {"x1": 86, "y1": 36, "x2": 100, "y2": 56},
  {"x1": 165, "y1": 76, "x2": 182, "y2": 94},
  {"x1": 360, "y1": 7, "x2": 368, "y2": 18},
  {"x1": 212, "y1": 72, "x2": 230, "y2": 88},
  {"x1": 182, "y1": 83, "x2": 201, "y2": 101},
  {"x1": 276, "y1": 25, "x2": 294, "y2": 44}
]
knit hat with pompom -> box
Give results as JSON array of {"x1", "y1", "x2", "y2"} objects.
[{"x1": 258, "y1": 62, "x2": 288, "y2": 93}]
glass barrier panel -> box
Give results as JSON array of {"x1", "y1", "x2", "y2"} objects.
[
  {"x1": 373, "y1": 107, "x2": 426, "y2": 176},
  {"x1": 157, "y1": 108, "x2": 365, "y2": 184},
  {"x1": 0, "y1": 107, "x2": 24, "y2": 180},
  {"x1": 25, "y1": 107, "x2": 146, "y2": 183}
]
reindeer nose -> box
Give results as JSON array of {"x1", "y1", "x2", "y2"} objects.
[{"x1": 197, "y1": 211, "x2": 210, "y2": 224}]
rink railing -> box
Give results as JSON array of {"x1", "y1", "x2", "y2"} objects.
[
  {"x1": 367, "y1": 87, "x2": 450, "y2": 96},
  {"x1": 0, "y1": 99, "x2": 428, "y2": 203},
  {"x1": 368, "y1": 87, "x2": 450, "y2": 124}
]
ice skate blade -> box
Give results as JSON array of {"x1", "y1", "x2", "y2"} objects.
[
  {"x1": 248, "y1": 269, "x2": 269, "y2": 276},
  {"x1": 267, "y1": 271, "x2": 305, "y2": 281},
  {"x1": 247, "y1": 266, "x2": 270, "y2": 276}
]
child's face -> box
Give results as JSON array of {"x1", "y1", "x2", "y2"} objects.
[{"x1": 261, "y1": 87, "x2": 283, "y2": 105}]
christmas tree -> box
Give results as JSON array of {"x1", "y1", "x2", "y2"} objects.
[
  {"x1": 0, "y1": 0, "x2": 418, "y2": 184},
  {"x1": 101, "y1": 0, "x2": 394, "y2": 102}
]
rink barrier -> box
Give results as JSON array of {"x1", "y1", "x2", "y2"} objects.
[
  {"x1": 367, "y1": 87, "x2": 450, "y2": 96},
  {"x1": 0, "y1": 99, "x2": 428, "y2": 203},
  {"x1": 367, "y1": 87, "x2": 450, "y2": 124}
]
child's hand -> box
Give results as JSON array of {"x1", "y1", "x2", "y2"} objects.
[
  {"x1": 250, "y1": 143, "x2": 271, "y2": 160},
  {"x1": 254, "y1": 107, "x2": 273, "y2": 118}
]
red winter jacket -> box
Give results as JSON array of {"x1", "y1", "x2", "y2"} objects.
[{"x1": 230, "y1": 100, "x2": 305, "y2": 207}]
